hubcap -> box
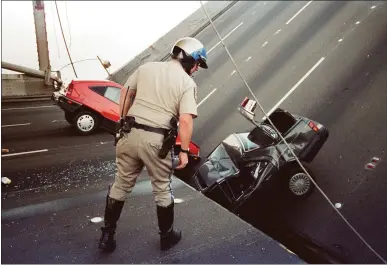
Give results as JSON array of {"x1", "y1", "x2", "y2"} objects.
[
  {"x1": 289, "y1": 173, "x2": 311, "y2": 196},
  {"x1": 77, "y1": 114, "x2": 95, "y2": 132}
]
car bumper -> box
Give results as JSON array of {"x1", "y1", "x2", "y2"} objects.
[
  {"x1": 51, "y1": 93, "x2": 82, "y2": 113},
  {"x1": 299, "y1": 125, "x2": 329, "y2": 163}
]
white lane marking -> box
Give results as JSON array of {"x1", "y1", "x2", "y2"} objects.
[
  {"x1": 246, "y1": 56, "x2": 252, "y2": 62},
  {"x1": 265, "y1": 57, "x2": 325, "y2": 117},
  {"x1": 274, "y1": 29, "x2": 282, "y2": 35},
  {"x1": 174, "y1": 198, "x2": 184, "y2": 204},
  {"x1": 331, "y1": 5, "x2": 376, "y2": 54},
  {"x1": 2, "y1": 149, "x2": 49, "y2": 158},
  {"x1": 370, "y1": 5, "x2": 376, "y2": 9},
  {"x1": 197, "y1": 88, "x2": 217, "y2": 108},
  {"x1": 252, "y1": 11, "x2": 256, "y2": 15},
  {"x1": 262, "y1": 41, "x2": 268, "y2": 47},
  {"x1": 338, "y1": 38, "x2": 343, "y2": 42},
  {"x1": 2, "y1": 105, "x2": 55, "y2": 111},
  {"x1": 1, "y1": 123, "x2": 31, "y2": 128},
  {"x1": 90, "y1": 217, "x2": 103, "y2": 223},
  {"x1": 207, "y1": 22, "x2": 244, "y2": 54},
  {"x1": 231, "y1": 70, "x2": 236, "y2": 75},
  {"x1": 2, "y1": 177, "x2": 12, "y2": 185},
  {"x1": 286, "y1": 1, "x2": 313, "y2": 25},
  {"x1": 52, "y1": 120, "x2": 66, "y2": 123}
]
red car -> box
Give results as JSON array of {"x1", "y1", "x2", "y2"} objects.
[{"x1": 51, "y1": 79, "x2": 200, "y2": 158}]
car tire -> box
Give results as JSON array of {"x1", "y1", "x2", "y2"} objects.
[
  {"x1": 283, "y1": 163, "x2": 315, "y2": 200},
  {"x1": 73, "y1": 111, "x2": 101, "y2": 135},
  {"x1": 64, "y1": 112, "x2": 75, "y2": 125}
]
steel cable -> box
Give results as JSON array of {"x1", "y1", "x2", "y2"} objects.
[{"x1": 54, "y1": 1, "x2": 77, "y2": 78}]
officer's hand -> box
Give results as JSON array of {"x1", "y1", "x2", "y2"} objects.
[{"x1": 176, "y1": 152, "x2": 188, "y2": 169}]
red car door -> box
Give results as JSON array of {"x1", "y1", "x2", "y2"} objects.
[{"x1": 103, "y1": 86, "x2": 121, "y2": 122}]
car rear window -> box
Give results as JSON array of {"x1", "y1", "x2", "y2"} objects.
[{"x1": 90, "y1": 86, "x2": 107, "y2": 96}]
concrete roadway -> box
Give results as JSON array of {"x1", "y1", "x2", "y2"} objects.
[{"x1": 2, "y1": 1, "x2": 387, "y2": 263}]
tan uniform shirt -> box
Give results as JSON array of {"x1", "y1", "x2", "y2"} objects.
[{"x1": 123, "y1": 60, "x2": 198, "y2": 129}]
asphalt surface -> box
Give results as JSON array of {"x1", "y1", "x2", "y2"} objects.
[
  {"x1": 1, "y1": 181, "x2": 304, "y2": 264},
  {"x1": 2, "y1": 1, "x2": 387, "y2": 263}
]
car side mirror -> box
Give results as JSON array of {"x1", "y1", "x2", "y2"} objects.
[{"x1": 248, "y1": 125, "x2": 275, "y2": 146}]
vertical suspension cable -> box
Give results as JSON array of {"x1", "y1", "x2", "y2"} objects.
[
  {"x1": 64, "y1": 0, "x2": 72, "y2": 49},
  {"x1": 55, "y1": 1, "x2": 78, "y2": 78},
  {"x1": 50, "y1": 1, "x2": 61, "y2": 59},
  {"x1": 198, "y1": 1, "x2": 386, "y2": 263}
]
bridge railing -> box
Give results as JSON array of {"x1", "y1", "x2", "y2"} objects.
[{"x1": 1, "y1": 61, "x2": 63, "y2": 102}]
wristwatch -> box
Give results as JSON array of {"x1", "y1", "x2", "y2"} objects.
[{"x1": 181, "y1": 148, "x2": 189, "y2": 154}]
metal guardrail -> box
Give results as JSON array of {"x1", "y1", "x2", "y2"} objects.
[
  {"x1": 1, "y1": 61, "x2": 63, "y2": 85},
  {"x1": 1, "y1": 61, "x2": 63, "y2": 103}
]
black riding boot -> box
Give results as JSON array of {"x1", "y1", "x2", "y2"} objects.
[
  {"x1": 157, "y1": 202, "x2": 182, "y2": 251},
  {"x1": 98, "y1": 195, "x2": 125, "y2": 252}
]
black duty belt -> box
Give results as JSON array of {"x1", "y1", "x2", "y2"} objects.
[{"x1": 123, "y1": 122, "x2": 169, "y2": 136}]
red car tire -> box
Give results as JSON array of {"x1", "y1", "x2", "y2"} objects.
[{"x1": 73, "y1": 110, "x2": 101, "y2": 136}]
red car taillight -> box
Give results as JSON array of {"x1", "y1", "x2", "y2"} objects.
[
  {"x1": 241, "y1": 97, "x2": 249, "y2": 107},
  {"x1": 308, "y1": 121, "x2": 319, "y2": 132}
]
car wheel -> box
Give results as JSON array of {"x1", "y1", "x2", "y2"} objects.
[
  {"x1": 285, "y1": 164, "x2": 315, "y2": 199},
  {"x1": 73, "y1": 111, "x2": 100, "y2": 135},
  {"x1": 64, "y1": 112, "x2": 75, "y2": 125}
]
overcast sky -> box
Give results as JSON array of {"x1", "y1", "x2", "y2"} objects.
[{"x1": 1, "y1": 1, "x2": 203, "y2": 84}]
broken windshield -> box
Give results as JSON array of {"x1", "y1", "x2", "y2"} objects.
[{"x1": 198, "y1": 144, "x2": 239, "y2": 188}]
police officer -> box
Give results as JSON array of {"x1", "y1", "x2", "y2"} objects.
[{"x1": 98, "y1": 37, "x2": 208, "y2": 252}]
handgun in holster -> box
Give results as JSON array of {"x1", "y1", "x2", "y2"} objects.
[
  {"x1": 114, "y1": 116, "x2": 136, "y2": 146},
  {"x1": 158, "y1": 117, "x2": 178, "y2": 159}
]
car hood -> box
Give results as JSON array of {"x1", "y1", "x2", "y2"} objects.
[{"x1": 194, "y1": 143, "x2": 240, "y2": 189}]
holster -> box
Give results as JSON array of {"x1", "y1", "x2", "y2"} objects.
[
  {"x1": 122, "y1": 116, "x2": 136, "y2": 132},
  {"x1": 114, "y1": 116, "x2": 136, "y2": 146},
  {"x1": 158, "y1": 117, "x2": 178, "y2": 159}
]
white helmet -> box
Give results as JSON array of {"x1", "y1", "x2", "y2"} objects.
[{"x1": 170, "y1": 37, "x2": 208, "y2": 69}]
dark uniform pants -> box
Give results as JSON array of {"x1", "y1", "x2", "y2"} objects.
[{"x1": 109, "y1": 128, "x2": 174, "y2": 207}]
